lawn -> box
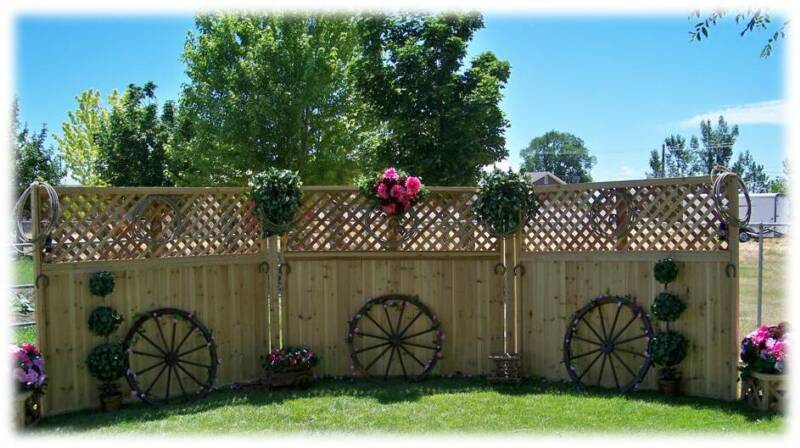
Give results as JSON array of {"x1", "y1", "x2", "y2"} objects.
[
  {"x1": 739, "y1": 238, "x2": 787, "y2": 332},
  {"x1": 12, "y1": 256, "x2": 34, "y2": 285},
  {"x1": 31, "y1": 377, "x2": 782, "y2": 434}
]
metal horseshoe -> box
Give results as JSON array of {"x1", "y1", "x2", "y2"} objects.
[
  {"x1": 35, "y1": 274, "x2": 50, "y2": 289},
  {"x1": 258, "y1": 261, "x2": 270, "y2": 274},
  {"x1": 726, "y1": 263, "x2": 737, "y2": 278},
  {"x1": 494, "y1": 263, "x2": 507, "y2": 275},
  {"x1": 513, "y1": 264, "x2": 526, "y2": 277}
]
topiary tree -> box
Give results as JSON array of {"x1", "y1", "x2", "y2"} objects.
[
  {"x1": 248, "y1": 168, "x2": 304, "y2": 237},
  {"x1": 473, "y1": 169, "x2": 538, "y2": 237}
]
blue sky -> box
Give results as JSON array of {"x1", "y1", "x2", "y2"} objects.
[{"x1": 15, "y1": 14, "x2": 787, "y2": 182}]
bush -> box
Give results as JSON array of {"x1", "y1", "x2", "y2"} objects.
[
  {"x1": 86, "y1": 343, "x2": 126, "y2": 383},
  {"x1": 473, "y1": 169, "x2": 538, "y2": 236},
  {"x1": 249, "y1": 168, "x2": 303, "y2": 237},
  {"x1": 650, "y1": 331, "x2": 688, "y2": 367},
  {"x1": 650, "y1": 292, "x2": 686, "y2": 322},
  {"x1": 89, "y1": 271, "x2": 115, "y2": 297},
  {"x1": 88, "y1": 306, "x2": 124, "y2": 337},
  {"x1": 653, "y1": 258, "x2": 679, "y2": 285}
]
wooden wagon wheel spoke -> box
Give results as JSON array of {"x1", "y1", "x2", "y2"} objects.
[
  {"x1": 145, "y1": 364, "x2": 168, "y2": 396},
  {"x1": 384, "y1": 346, "x2": 396, "y2": 380},
  {"x1": 132, "y1": 350, "x2": 163, "y2": 359},
  {"x1": 164, "y1": 363, "x2": 173, "y2": 402},
  {"x1": 597, "y1": 353, "x2": 608, "y2": 385},
  {"x1": 577, "y1": 352, "x2": 604, "y2": 381},
  {"x1": 136, "y1": 329, "x2": 167, "y2": 356},
  {"x1": 398, "y1": 343, "x2": 426, "y2": 367},
  {"x1": 597, "y1": 305, "x2": 609, "y2": 340},
  {"x1": 178, "y1": 344, "x2": 210, "y2": 358},
  {"x1": 382, "y1": 306, "x2": 396, "y2": 334},
  {"x1": 616, "y1": 347, "x2": 646, "y2": 358},
  {"x1": 173, "y1": 364, "x2": 188, "y2": 398},
  {"x1": 170, "y1": 319, "x2": 178, "y2": 352},
  {"x1": 611, "y1": 313, "x2": 639, "y2": 342},
  {"x1": 401, "y1": 327, "x2": 437, "y2": 341},
  {"x1": 364, "y1": 344, "x2": 393, "y2": 371},
  {"x1": 154, "y1": 318, "x2": 171, "y2": 353},
  {"x1": 608, "y1": 302, "x2": 623, "y2": 340},
  {"x1": 402, "y1": 341, "x2": 438, "y2": 351},
  {"x1": 608, "y1": 353, "x2": 621, "y2": 390},
  {"x1": 395, "y1": 302, "x2": 406, "y2": 336},
  {"x1": 354, "y1": 331, "x2": 390, "y2": 341},
  {"x1": 179, "y1": 359, "x2": 212, "y2": 369},
  {"x1": 580, "y1": 319, "x2": 606, "y2": 344},
  {"x1": 364, "y1": 312, "x2": 393, "y2": 338},
  {"x1": 570, "y1": 348, "x2": 603, "y2": 361},
  {"x1": 615, "y1": 334, "x2": 647, "y2": 346},
  {"x1": 173, "y1": 325, "x2": 196, "y2": 354},
  {"x1": 611, "y1": 351, "x2": 637, "y2": 378},
  {"x1": 396, "y1": 347, "x2": 409, "y2": 378},
  {"x1": 136, "y1": 360, "x2": 166, "y2": 376},
  {"x1": 352, "y1": 341, "x2": 390, "y2": 355},
  {"x1": 175, "y1": 361, "x2": 205, "y2": 388},
  {"x1": 398, "y1": 310, "x2": 424, "y2": 337},
  {"x1": 572, "y1": 335, "x2": 602, "y2": 346}
]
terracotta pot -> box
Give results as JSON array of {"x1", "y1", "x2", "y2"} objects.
[
  {"x1": 100, "y1": 393, "x2": 123, "y2": 412},
  {"x1": 658, "y1": 378, "x2": 682, "y2": 396},
  {"x1": 265, "y1": 369, "x2": 314, "y2": 389}
]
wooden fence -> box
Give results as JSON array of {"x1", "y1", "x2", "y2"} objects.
[{"x1": 31, "y1": 176, "x2": 739, "y2": 415}]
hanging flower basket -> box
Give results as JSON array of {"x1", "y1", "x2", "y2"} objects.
[
  {"x1": 249, "y1": 169, "x2": 304, "y2": 237},
  {"x1": 357, "y1": 167, "x2": 428, "y2": 219},
  {"x1": 261, "y1": 346, "x2": 318, "y2": 389}
]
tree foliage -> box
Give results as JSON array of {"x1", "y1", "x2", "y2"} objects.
[
  {"x1": 646, "y1": 135, "x2": 698, "y2": 178},
  {"x1": 689, "y1": 9, "x2": 789, "y2": 58},
  {"x1": 351, "y1": 13, "x2": 510, "y2": 186},
  {"x1": 694, "y1": 116, "x2": 739, "y2": 174},
  {"x1": 94, "y1": 82, "x2": 174, "y2": 186},
  {"x1": 13, "y1": 101, "x2": 65, "y2": 196},
  {"x1": 175, "y1": 14, "x2": 364, "y2": 186},
  {"x1": 520, "y1": 130, "x2": 595, "y2": 183},
  {"x1": 732, "y1": 150, "x2": 770, "y2": 193},
  {"x1": 54, "y1": 90, "x2": 117, "y2": 186}
]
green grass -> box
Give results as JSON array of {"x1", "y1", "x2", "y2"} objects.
[
  {"x1": 33, "y1": 377, "x2": 782, "y2": 434},
  {"x1": 739, "y1": 238, "x2": 787, "y2": 332},
  {"x1": 12, "y1": 256, "x2": 34, "y2": 285},
  {"x1": 13, "y1": 325, "x2": 36, "y2": 344}
]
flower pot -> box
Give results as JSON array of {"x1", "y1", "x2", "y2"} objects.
[
  {"x1": 14, "y1": 391, "x2": 32, "y2": 430},
  {"x1": 742, "y1": 372, "x2": 785, "y2": 412},
  {"x1": 658, "y1": 378, "x2": 682, "y2": 396},
  {"x1": 265, "y1": 369, "x2": 314, "y2": 389},
  {"x1": 99, "y1": 393, "x2": 123, "y2": 412}
]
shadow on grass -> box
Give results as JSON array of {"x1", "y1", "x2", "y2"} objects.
[{"x1": 32, "y1": 376, "x2": 780, "y2": 432}]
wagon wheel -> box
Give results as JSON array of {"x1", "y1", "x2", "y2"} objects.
[
  {"x1": 123, "y1": 307, "x2": 218, "y2": 405},
  {"x1": 347, "y1": 295, "x2": 444, "y2": 381},
  {"x1": 563, "y1": 295, "x2": 653, "y2": 393}
]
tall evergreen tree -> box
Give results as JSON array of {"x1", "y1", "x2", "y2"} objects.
[
  {"x1": 693, "y1": 116, "x2": 739, "y2": 174},
  {"x1": 13, "y1": 101, "x2": 65, "y2": 196}
]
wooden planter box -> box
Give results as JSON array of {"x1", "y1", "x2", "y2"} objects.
[
  {"x1": 14, "y1": 391, "x2": 41, "y2": 429},
  {"x1": 14, "y1": 391, "x2": 31, "y2": 430},
  {"x1": 265, "y1": 369, "x2": 314, "y2": 389},
  {"x1": 742, "y1": 372, "x2": 785, "y2": 412}
]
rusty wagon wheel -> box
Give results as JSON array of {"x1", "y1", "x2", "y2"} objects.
[
  {"x1": 347, "y1": 294, "x2": 444, "y2": 381},
  {"x1": 123, "y1": 307, "x2": 218, "y2": 405},
  {"x1": 563, "y1": 295, "x2": 653, "y2": 393}
]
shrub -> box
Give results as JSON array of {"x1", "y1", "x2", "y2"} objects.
[
  {"x1": 86, "y1": 343, "x2": 126, "y2": 383},
  {"x1": 262, "y1": 346, "x2": 319, "y2": 373},
  {"x1": 88, "y1": 306, "x2": 124, "y2": 337},
  {"x1": 740, "y1": 322, "x2": 788, "y2": 375},
  {"x1": 249, "y1": 168, "x2": 303, "y2": 237},
  {"x1": 650, "y1": 292, "x2": 686, "y2": 322},
  {"x1": 473, "y1": 169, "x2": 538, "y2": 236},
  {"x1": 650, "y1": 330, "x2": 688, "y2": 367},
  {"x1": 653, "y1": 258, "x2": 679, "y2": 285},
  {"x1": 89, "y1": 271, "x2": 115, "y2": 297}
]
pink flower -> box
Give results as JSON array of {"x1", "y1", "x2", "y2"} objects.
[
  {"x1": 376, "y1": 183, "x2": 389, "y2": 199},
  {"x1": 382, "y1": 203, "x2": 397, "y2": 215},
  {"x1": 405, "y1": 176, "x2": 422, "y2": 195},
  {"x1": 383, "y1": 167, "x2": 399, "y2": 181},
  {"x1": 390, "y1": 184, "x2": 405, "y2": 199}
]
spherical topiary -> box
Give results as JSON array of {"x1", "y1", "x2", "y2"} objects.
[
  {"x1": 653, "y1": 258, "x2": 679, "y2": 285},
  {"x1": 473, "y1": 169, "x2": 538, "y2": 236},
  {"x1": 650, "y1": 330, "x2": 688, "y2": 367},
  {"x1": 88, "y1": 306, "x2": 124, "y2": 337},
  {"x1": 89, "y1": 271, "x2": 115, "y2": 297},
  {"x1": 249, "y1": 168, "x2": 303, "y2": 237},
  {"x1": 650, "y1": 292, "x2": 686, "y2": 322},
  {"x1": 85, "y1": 343, "x2": 126, "y2": 382}
]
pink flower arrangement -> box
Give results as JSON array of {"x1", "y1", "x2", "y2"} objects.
[
  {"x1": 11, "y1": 343, "x2": 46, "y2": 393},
  {"x1": 741, "y1": 322, "x2": 789, "y2": 374},
  {"x1": 359, "y1": 167, "x2": 427, "y2": 217},
  {"x1": 261, "y1": 346, "x2": 319, "y2": 373}
]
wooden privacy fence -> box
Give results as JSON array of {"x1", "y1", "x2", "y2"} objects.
[{"x1": 31, "y1": 176, "x2": 739, "y2": 415}]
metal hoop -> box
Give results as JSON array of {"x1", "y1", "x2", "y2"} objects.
[
  {"x1": 258, "y1": 262, "x2": 270, "y2": 274},
  {"x1": 711, "y1": 165, "x2": 751, "y2": 228},
  {"x1": 588, "y1": 188, "x2": 638, "y2": 240},
  {"x1": 35, "y1": 274, "x2": 49, "y2": 289},
  {"x1": 512, "y1": 264, "x2": 526, "y2": 277},
  {"x1": 13, "y1": 182, "x2": 61, "y2": 249},
  {"x1": 494, "y1": 263, "x2": 507, "y2": 275},
  {"x1": 128, "y1": 195, "x2": 183, "y2": 245}
]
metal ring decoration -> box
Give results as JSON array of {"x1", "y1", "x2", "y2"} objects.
[
  {"x1": 35, "y1": 274, "x2": 50, "y2": 289},
  {"x1": 129, "y1": 195, "x2": 183, "y2": 246},
  {"x1": 711, "y1": 165, "x2": 751, "y2": 228},
  {"x1": 512, "y1": 264, "x2": 526, "y2": 276},
  {"x1": 494, "y1": 263, "x2": 507, "y2": 275},
  {"x1": 347, "y1": 294, "x2": 443, "y2": 381},
  {"x1": 361, "y1": 206, "x2": 421, "y2": 249},
  {"x1": 13, "y1": 182, "x2": 61, "y2": 250},
  {"x1": 123, "y1": 307, "x2": 218, "y2": 405},
  {"x1": 278, "y1": 262, "x2": 291, "y2": 275},
  {"x1": 726, "y1": 263, "x2": 737, "y2": 278},
  {"x1": 258, "y1": 261, "x2": 270, "y2": 274},
  {"x1": 563, "y1": 295, "x2": 654, "y2": 393},
  {"x1": 588, "y1": 188, "x2": 638, "y2": 240}
]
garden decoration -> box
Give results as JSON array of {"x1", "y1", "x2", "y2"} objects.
[
  {"x1": 473, "y1": 169, "x2": 537, "y2": 237},
  {"x1": 89, "y1": 271, "x2": 115, "y2": 298},
  {"x1": 710, "y1": 164, "x2": 752, "y2": 229},
  {"x1": 588, "y1": 188, "x2": 638, "y2": 240},
  {"x1": 740, "y1": 322, "x2": 788, "y2": 412},
  {"x1": 261, "y1": 346, "x2": 319, "y2": 388},
  {"x1": 12, "y1": 343, "x2": 46, "y2": 427},
  {"x1": 123, "y1": 307, "x2": 219, "y2": 405},
  {"x1": 89, "y1": 306, "x2": 124, "y2": 337},
  {"x1": 249, "y1": 168, "x2": 304, "y2": 237},
  {"x1": 649, "y1": 330, "x2": 688, "y2": 395},
  {"x1": 563, "y1": 295, "x2": 654, "y2": 393},
  {"x1": 653, "y1": 258, "x2": 679, "y2": 285},
  {"x1": 347, "y1": 294, "x2": 443, "y2": 381},
  {"x1": 487, "y1": 352, "x2": 523, "y2": 384},
  {"x1": 650, "y1": 258, "x2": 687, "y2": 395},
  {"x1": 357, "y1": 167, "x2": 428, "y2": 249},
  {"x1": 129, "y1": 194, "x2": 183, "y2": 245},
  {"x1": 86, "y1": 343, "x2": 127, "y2": 411},
  {"x1": 13, "y1": 181, "x2": 61, "y2": 253}
]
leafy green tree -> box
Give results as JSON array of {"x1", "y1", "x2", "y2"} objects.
[
  {"x1": 693, "y1": 116, "x2": 739, "y2": 174},
  {"x1": 768, "y1": 159, "x2": 789, "y2": 193},
  {"x1": 647, "y1": 135, "x2": 699, "y2": 178},
  {"x1": 13, "y1": 101, "x2": 65, "y2": 196},
  {"x1": 94, "y1": 82, "x2": 173, "y2": 186},
  {"x1": 731, "y1": 150, "x2": 770, "y2": 193},
  {"x1": 520, "y1": 131, "x2": 595, "y2": 183},
  {"x1": 175, "y1": 14, "x2": 364, "y2": 186},
  {"x1": 351, "y1": 13, "x2": 510, "y2": 186},
  {"x1": 689, "y1": 9, "x2": 788, "y2": 58},
  {"x1": 54, "y1": 90, "x2": 119, "y2": 186}
]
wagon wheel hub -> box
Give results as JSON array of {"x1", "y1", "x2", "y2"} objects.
[{"x1": 601, "y1": 341, "x2": 615, "y2": 353}]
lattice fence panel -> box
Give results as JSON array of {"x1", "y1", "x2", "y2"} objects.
[
  {"x1": 285, "y1": 189, "x2": 497, "y2": 252},
  {"x1": 523, "y1": 180, "x2": 730, "y2": 252},
  {"x1": 45, "y1": 189, "x2": 261, "y2": 263}
]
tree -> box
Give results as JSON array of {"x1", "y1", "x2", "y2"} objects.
[
  {"x1": 94, "y1": 82, "x2": 173, "y2": 186},
  {"x1": 768, "y1": 159, "x2": 789, "y2": 194},
  {"x1": 647, "y1": 135, "x2": 699, "y2": 178},
  {"x1": 351, "y1": 13, "x2": 510, "y2": 186},
  {"x1": 13, "y1": 101, "x2": 65, "y2": 196},
  {"x1": 520, "y1": 131, "x2": 595, "y2": 183},
  {"x1": 689, "y1": 9, "x2": 789, "y2": 58},
  {"x1": 693, "y1": 116, "x2": 739, "y2": 174},
  {"x1": 731, "y1": 150, "x2": 770, "y2": 193},
  {"x1": 175, "y1": 14, "x2": 364, "y2": 186},
  {"x1": 54, "y1": 90, "x2": 118, "y2": 186}
]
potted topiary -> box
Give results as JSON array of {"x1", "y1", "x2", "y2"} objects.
[
  {"x1": 89, "y1": 271, "x2": 115, "y2": 298},
  {"x1": 650, "y1": 291, "x2": 687, "y2": 395},
  {"x1": 650, "y1": 330, "x2": 688, "y2": 396},
  {"x1": 473, "y1": 169, "x2": 538, "y2": 237},
  {"x1": 740, "y1": 322, "x2": 788, "y2": 412},
  {"x1": 86, "y1": 343, "x2": 127, "y2": 411},
  {"x1": 249, "y1": 168, "x2": 304, "y2": 237},
  {"x1": 261, "y1": 346, "x2": 319, "y2": 388}
]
